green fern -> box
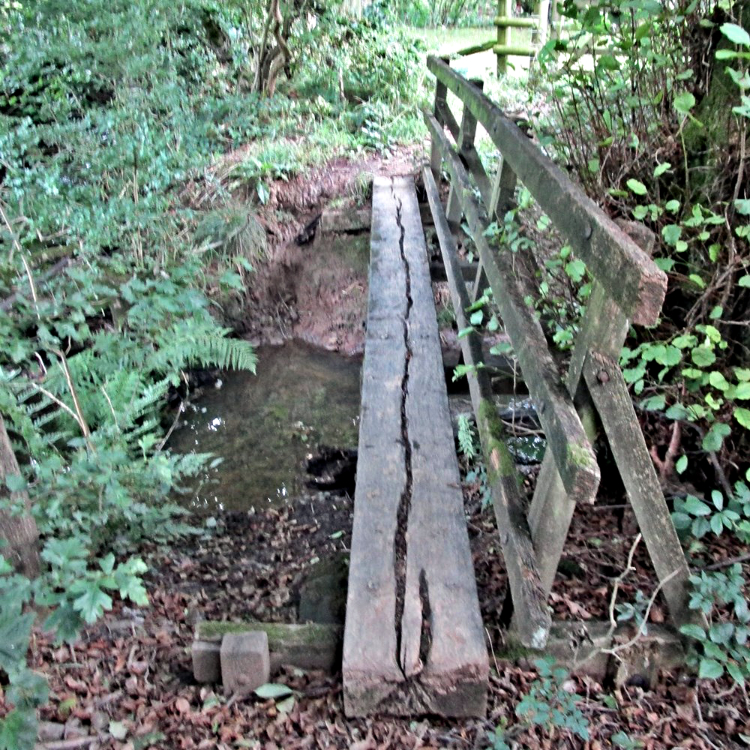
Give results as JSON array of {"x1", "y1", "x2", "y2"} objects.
[
  {"x1": 193, "y1": 335, "x2": 257, "y2": 373},
  {"x1": 457, "y1": 414, "x2": 478, "y2": 461}
]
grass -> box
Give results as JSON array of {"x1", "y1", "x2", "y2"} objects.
[{"x1": 406, "y1": 25, "x2": 535, "y2": 82}]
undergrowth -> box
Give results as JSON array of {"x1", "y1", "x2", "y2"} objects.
[{"x1": 0, "y1": 1, "x2": 424, "y2": 745}]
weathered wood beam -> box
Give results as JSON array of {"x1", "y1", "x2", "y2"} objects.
[
  {"x1": 527, "y1": 282, "x2": 623, "y2": 595},
  {"x1": 343, "y1": 176, "x2": 488, "y2": 718},
  {"x1": 425, "y1": 111, "x2": 599, "y2": 506},
  {"x1": 426, "y1": 56, "x2": 667, "y2": 326},
  {"x1": 447, "y1": 79, "x2": 484, "y2": 225},
  {"x1": 436, "y1": 100, "x2": 460, "y2": 141},
  {"x1": 582, "y1": 351, "x2": 705, "y2": 630},
  {"x1": 424, "y1": 166, "x2": 551, "y2": 649}
]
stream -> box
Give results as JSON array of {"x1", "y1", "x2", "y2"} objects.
[{"x1": 169, "y1": 341, "x2": 361, "y2": 512}]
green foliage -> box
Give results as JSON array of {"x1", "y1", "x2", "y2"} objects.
[
  {"x1": 680, "y1": 563, "x2": 750, "y2": 685},
  {"x1": 457, "y1": 413, "x2": 478, "y2": 461},
  {"x1": 491, "y1": 658, "x2": 590, "y2": 745}
]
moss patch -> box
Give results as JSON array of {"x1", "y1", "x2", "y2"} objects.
[
  {"x1": 567, "y1": 441, "x2": 594, "y2": 469},
  {"x1": 196, "y1": 620, "x2": 341, "y2": 650},
  {"x1": 477, "y1": 398, "x2": 516, "y2": 482}
]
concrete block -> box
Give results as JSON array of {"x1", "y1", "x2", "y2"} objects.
[
  {"x1": 221, "y1": 631, "x2": 270, "y2": 694},
  {"x1": 192, "y1": 640, "x2": 221, "y2": 683}
]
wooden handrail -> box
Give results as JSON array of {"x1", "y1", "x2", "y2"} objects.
[
  {"x1": 427, "y1": 55, "x2": 667, "y2": 326},
  {"x1": 426, "y1": 110, "x2": 600, "y2": 504}
]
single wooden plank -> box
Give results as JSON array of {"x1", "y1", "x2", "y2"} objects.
[
  {"x1": 489, "y1": 157, "x2": 517, "y2": 221},
  {"x1": 463, "y1": 146, "x2": 493, "y2": 209},
  {"x1": 344, "y1": 176, "x2": 488, "y2": 717},
  {"x1": 398, "y1": 178, "x2": 488, "y2": 712},
  {"x1": 430, "y1": 59, "x2": 451, "y2": 178},
  {"x1": 426, "y1": 111, "x2": 599, "y2": 505},
  {"x1": 424, "y1": 166, "x2": 550, "y2": 648},
  {"x1": 427, "y1": 56, "x2": 667, "y2": 326},
  {"x1": 320, "y1": 207, "x2": 370, "y2": 234},
  {"x1": 436, "y1": 99, "x2": 460, "y2": 141},
  {"x1": 343, "y1": 177, "x2": 407, "y2": 713},
  {"x1": 583, "y1": 350, "x2": 705, "y2": 630},
  {"x1": 455, "y1": 38, "x2": 496, "y2": 57}
]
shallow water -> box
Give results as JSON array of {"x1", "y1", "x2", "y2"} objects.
[{"x1": 169, "y1": 341, "x2": 361, "y2": 512}]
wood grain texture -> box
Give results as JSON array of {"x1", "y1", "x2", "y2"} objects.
[
  {"x1": 423, "y1": 166, "x2": 550, "y2": 648},
  {"x1": 343, "y1": 176, "x2": 488, "y2": 718},
  {"x1": 427, "y1": 56, "x2": 667, "y2": 326}
]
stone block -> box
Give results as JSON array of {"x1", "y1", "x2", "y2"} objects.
[
  {"x1": 221, "y1": 631, "x2": 270, "y2": 694},
  {"x1": 192, "y1": 640, "x2": 221, "y2": 683}
]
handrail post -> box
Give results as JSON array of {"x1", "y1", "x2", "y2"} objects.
[
  {"x1": 430, "y1": 56, "x2": 450, "y2": 180},
  {"x1": 472, "y1": 156, "x2": 517, "y2": 302},
  {"x1": 446, "y1": 78, "x2": 484, "y2": 227}
]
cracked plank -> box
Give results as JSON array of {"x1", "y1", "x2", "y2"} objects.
[{"x1": 343, "y1": 176, "x2": 488, "y2": 718}]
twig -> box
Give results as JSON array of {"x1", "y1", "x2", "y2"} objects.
[
  {"x1": 573, "y1": 535, "x2": 642, "y2": 670},
  {"x1": 602, "y1": 567, "x2": 680, "y2": 659},
  {"x1": 27, "y1": 383, "x2": 84, "y2": 428},
  {"x1": 0, "y1": 201, "x2": 22, "y2": 264},
  {"x1": 157, "y1": 400, "x2": 185, "y2": 452},
  {"x1": 53, "y1": 349, "x2": 95, "y2": 454},
  {"x1": 704, "y1": 552, "x2": 750, "y2": 571},
  {"x1": 20, "y1": 254, "x2": 40, "y2": 318},
  {"x1": 484, "y1": 626, "x2": 500, "y2": 677}
]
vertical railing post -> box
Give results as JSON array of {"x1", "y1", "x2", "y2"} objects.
[
  {"x1": 446, "y1": 78, "x2": 484, "y2": 228},
  {"x1": 472, "y1": 155, "x2": 517, "y2": 302},
  {"x1": 430, "y1": 56, "x2": 450, "y2": 181}
]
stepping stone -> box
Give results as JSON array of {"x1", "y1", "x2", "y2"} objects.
[{"x1": 221, "y1": 632, "x2": 270, "y2": 694}]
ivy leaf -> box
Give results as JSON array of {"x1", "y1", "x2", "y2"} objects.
[
  {"x1": 702, "y1": 422, "x2": 730, "y2": 452},
  {"x1": 676, "y1": 455, "x2": 688, "y2": 474},
  {"x1": 721, "y1": 22, "x2": 750, "y2": 47},
  {"x1": 698, "y1": 658, "x2": 724, "y2": 680},
  {"x1": 4, "y1": 474, "x2": 26, "y2": 493},
  {"x1": 109, "y1": 721, "x2": 128, "y2": 740},
  {"x1": 565, "y1": 259, "x2": 586, "y2": 283},
  {"x1": 739, "y1": 275, "x2": 750, "y2": 288},
  {"x1": 0, "y1": 708, "x2": 38, "y2": 750},
  {"x1": 72, "y1": 584, "x2": 113, "y2": 624},
  {"x1": 684, "y1": 495, "x2": 711, "y2": 516},
  {"x1": 734, "y1": 407, "x2": 750, "y2": 429},
  {"x1": 626, "y1": 178, "x2": 647, "y2": 196},
  {"x1": 726, "y1": 661, "x2": 746, "y2": 685},
  {"x1": 691, "y1": 347, "x2": 716, "y2": 367},
  {"x1": 653, "y1": 162, "x2": 671, "y2": 177},
  {"x1": 708, "y1": 371, "x2": 729, "y2": 391},
  {"x1": 469, "y1": 310, "x2": 483, "y2": 326},
  {"x1": 254, "y1": 683, "x2": 293, "y2": 700},
  {"x1": 674, "y1": 91, "x2": 696, "y2": 115},
  {"x1": 0, "y1": 609, "x2": 34, "y2": 674},
  {"x1": 662, "y1": 224, "x2": 682, "y2": 245},
  {"x1": 680, "y1": 624, "x2": 706, "y2": 641}
]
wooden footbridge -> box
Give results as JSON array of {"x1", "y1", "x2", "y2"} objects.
[{"x1": 342, "y1": 57, "x2": 704, "y2": 718}]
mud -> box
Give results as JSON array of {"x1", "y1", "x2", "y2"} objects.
[{"x1": 220, "y1": 147, "x2": 423, "y2": 355}]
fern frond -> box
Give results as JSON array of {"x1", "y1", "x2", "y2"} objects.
[
  {"x1": 457, "y1": 414, "x2": 478, "y2": 461},
  {"x1": 193, "y1": 336, "x2": 257, "y2": 373}
]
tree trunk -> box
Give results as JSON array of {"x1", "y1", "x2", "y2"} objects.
[{"x1": 0, "y1": 415, "x2": 40, "y2": 578}]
